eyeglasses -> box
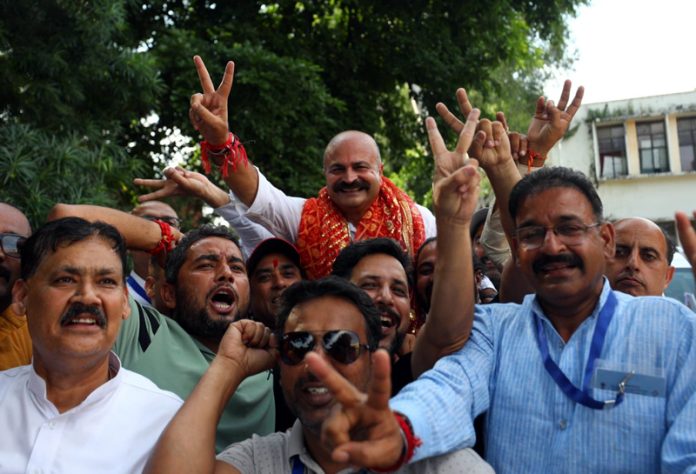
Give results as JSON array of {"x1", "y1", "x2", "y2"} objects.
[
  {"x1": 514, "y1": 222, "x2": 601, "y2": 250},
  {"x1": 0, "y1": 233, "x2": 26, "y2": 258},
  {"x1": 141, "y1": 215, "x2": 181, "y2": 229},
  {"x1": 279, "y1": 330, "x2": 372, "y2": 365}
]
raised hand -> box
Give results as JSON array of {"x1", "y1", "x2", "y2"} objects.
[
  {"x1": 527, "y1": 79, "x2": 584, "y2": 158},
  {"x1": 476, "y1": 119, "x2": 514, "y2": 172},
  {"x1": 134, "y1": 167, "x2": 230, "y2": 208},
  {"x1": 217, "y1": 320, "x2": 276, "y2": 377},
  {"x1": 189, "y1": 55, "x2": 234, "y2": 145},
  {"x1": 305, "y1": 349, "x2": 404, "y2": 469},
  {"x1": 426, "y1": 110, "x2": 481, "y2": 224}
]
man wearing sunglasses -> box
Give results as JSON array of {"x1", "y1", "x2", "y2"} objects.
[
  {"x1": 0, "y1": 203, "x2": 32, "y2": 370},
  {"x1": 128, "y1": 201, "x2": 180, "y2": 307},
  {"x1": 146, "y1": 276, "x2": 492, "y2": 473}
]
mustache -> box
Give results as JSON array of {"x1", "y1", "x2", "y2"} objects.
[
  {"x1": 333, "y1": 179, "x2": 370, "y2": 193},
  {"x1": 60, "y1": 303, "x2": 107, "y2": 328},
  {"x1": 532, "y1": 253, "x2": 584, "y2": 274}
]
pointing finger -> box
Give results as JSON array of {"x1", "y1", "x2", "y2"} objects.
[
  {"x1": 565, "y1": 85, "x2": 585, "y2": 120},
  {"x1": 425, "y1": 116, "x2": 447, "y2": 158},
  {"x1": 455, "y1": 88, "x2": 473, "y2": 117}
]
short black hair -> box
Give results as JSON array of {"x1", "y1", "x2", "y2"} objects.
[
  {"x1": 331, "y1": 238, "x2": 414, "y2": 290},
  {"x1": 664, "y1": 229, "x2": 676, "y2": 264},
  {"x1": 275, "y1": 276, "x2": 382, "y2": 352},
  {"x1": 165, "y1": 225, "x2": 241, "y2": 284},
  {"x1": 20, "y1": 217, "x2": 127, "y2": 281},
  {"x1": 509, "y1": 167, "x2": 604, "y2": 223}
]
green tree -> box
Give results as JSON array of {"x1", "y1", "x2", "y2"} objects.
[
  {"x1": 128, "y1": 0, "x2": 585, "y2": 203},
  {"x1": 0, "y1": 0, "x2": 160, "y2": 226}
]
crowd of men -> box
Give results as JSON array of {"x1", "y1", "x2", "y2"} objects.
[{"x1": 1, "y1": 54, "x2": 696, "y2": 473}]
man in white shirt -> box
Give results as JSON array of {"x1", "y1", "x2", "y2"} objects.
[
  {"x1": 188, "y1": 56, "x2": 436, "y2": 279},
  {"x1": 0, "y1": 217, "x2": 182, "y2": 473}
]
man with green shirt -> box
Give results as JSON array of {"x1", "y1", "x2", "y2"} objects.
[{"x1": 49, "y1": 204, "x2": 275, "y2": 452}]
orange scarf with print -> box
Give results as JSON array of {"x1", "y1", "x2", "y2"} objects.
[{"x1": 296, "y1": 177, "x2": 426, "y2": 279}]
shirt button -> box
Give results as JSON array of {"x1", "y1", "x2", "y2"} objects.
[
  {"x1": 47, "y1": 421, "x2": 55, "y2": 429},
  {"x1": 559, "y1": 419, "x2": 568, "y2": 430}
]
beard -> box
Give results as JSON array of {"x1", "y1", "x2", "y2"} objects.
[
  {"x1": 172, "y1": 293, "x2": 231, "y2": 342},
  {"x1": 388, "y1": 328, "x2": 406, "y2": 356}
]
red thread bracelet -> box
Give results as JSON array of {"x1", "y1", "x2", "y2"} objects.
[
  {"x1": 527, "y1": 148, "x2": 544, "y2": 173},
  {"x1": 148, "y1": 220, "x2": 175, "y2": 255},
  {"x1": 371, "y1": 412, "x2": 422, "y2": 473},
  {"x1": 200, "y1": 132, "x2": 249, "y2": 177}
]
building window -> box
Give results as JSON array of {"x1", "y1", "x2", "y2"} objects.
[
  {"x1": 677, "y1": 117, "x2": 696, "y2": 172},
  {"x1": 597, "y1": 125, "x2": 627, "y2": 178},
  {"x1": 637, "y1": 121, "x2": 669, "y2": 173}
]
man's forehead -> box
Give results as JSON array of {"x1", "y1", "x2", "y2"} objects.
[
  {"x1": 187, "y1": 236, "x2": 242, "y2": 260},
  {"x1": 40, "y1": 238, "x2": 123, "y2": 274},
  {"x1": 254, "y1": 253, "x2": 299, "y2": 272},
  {"x1": 351, "y1": 254, "x2": 408, "y2": 284},
  {"x1": 614, "y1": 219, "x2": 666, "y2": 251},
  {"x1": 0, "y1": 204, "x2": 31, "y2": 237},
  {"x1": 132, "y1": 201, "x2": 178, "y2": 219},
  {"x1": 286, "y1": 296, "x2": 365, "y2": 332},
  {"x1": 516, "y1": 187, "x2": 593, "y2": 226},
  {"x1": 323, "y1": 133, "x2": 380, "y2": 166}
]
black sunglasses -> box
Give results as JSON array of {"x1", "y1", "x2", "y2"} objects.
[
  {"x1": 279, "y1": 330, "x2": 372, "y2": 365},
  {"x1": 0, "y1": 233, "x2": 26, "y2": 258}
]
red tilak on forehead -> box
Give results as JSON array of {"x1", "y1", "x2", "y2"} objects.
[{"x1": 273, "y1": 258, "x2": 279, "y2": 269}]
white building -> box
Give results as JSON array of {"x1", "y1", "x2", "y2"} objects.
[{"x1": 548, "y1": 90, "x2": 696, "y2": 236}]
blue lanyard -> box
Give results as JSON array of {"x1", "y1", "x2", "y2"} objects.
[
  {"x1": 533, "y1": 291, "x2": 624, "y2": 410},
  {"x1": 292, "y1": 456, "x2": 304, "y2": 474},
  {"x1": 127, "y1": 275, "x2": 151, "y2": 303}
]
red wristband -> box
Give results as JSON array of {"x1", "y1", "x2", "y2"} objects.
[
  {"x1": 200, "y1": 132, "x2": 248, "y2": 177},
  {"x1": 527, "y1": 148, "x2": 544, "y2": 173},
  {"x1": 371, "y1": 412, "x2": 422, "y2": 473},
  {"x1": 148, "y1": 220, "x2": 175, "y2": 255}
]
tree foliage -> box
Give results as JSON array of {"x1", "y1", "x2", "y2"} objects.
[{"x1": 1, "y1": 0, "x2": 586, "y2": 226}]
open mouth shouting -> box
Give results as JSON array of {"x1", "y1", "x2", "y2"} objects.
[
  {"x1": 376, "y1": 304, "x2": 401, "y2": 338},
  {"x1": 208, "y1": 285, "x2": 238, "y2": 316}
]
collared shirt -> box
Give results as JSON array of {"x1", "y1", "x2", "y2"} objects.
[
  {"x1": 113, "y1": 297, "x2": 275, "y2": 452},
  {"x1": 0, "y1": 305, "x2": 32, "y2": 371},
  {"x1": 126, "y1": 270, "x2": 151, "y2": 307},
  {"x1": 0, "y1": 352, "x2": 182, "y2": 473},
  {"x1": 217, "y1": 419, "x2": 493, "y2": 474},
  {"x1": 218, "y1": 169, "x2": 437, "y2": 243},
  {"x1": 391, "y1": 280, "x2": 696, "y2": 473}
]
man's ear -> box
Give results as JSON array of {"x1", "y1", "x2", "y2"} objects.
[
  {"x1": 663, "y1": 265, "x2": 676, "y2": 290},
  {"x1": 121, "y1": 285, "x2": 131, "y2": 320},
  {"x1": 600, "y1": 221, "x2": 616, "y2": 260},
  {"x1": 161, "y1": 282, "x2": 177, "y2": 310},
  {"x1": 11, "y1": 279, "x2": 27, "y2": 316}
]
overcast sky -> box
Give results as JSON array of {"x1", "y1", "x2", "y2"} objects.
[{"x1": 544, "y1": 0, "x2": 696, "y2": 104}]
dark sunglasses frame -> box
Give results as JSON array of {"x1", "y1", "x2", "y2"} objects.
[
  {"x1": 279, "y1": 330, "x2": 372, "y2": 366},
  {"x1": 0, "y1": 233, "x2": 26, "y2": 258}
]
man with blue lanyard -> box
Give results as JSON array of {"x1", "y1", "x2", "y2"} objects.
[{"x1": 303, "y1": 118, "x2": 696, "y2": 472}]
